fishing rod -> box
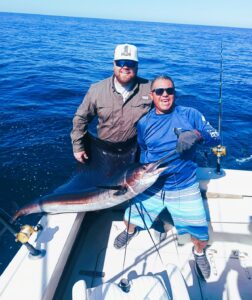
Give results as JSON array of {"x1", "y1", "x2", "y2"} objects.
[{"x1": 212, "y1": 41, "x2": 226, "y2": 174}]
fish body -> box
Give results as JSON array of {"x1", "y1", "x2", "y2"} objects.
[{"x1": 13, "y1": 152, "x2": 174, "y2": 220}]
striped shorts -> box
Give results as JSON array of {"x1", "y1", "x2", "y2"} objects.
[{"x1": 124, "y1": 183, "x2": 209, "y2": 241}]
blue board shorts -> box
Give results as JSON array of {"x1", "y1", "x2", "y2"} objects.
[{"x1": 124, "y1": 183, "x2": 209, "y2": 241}]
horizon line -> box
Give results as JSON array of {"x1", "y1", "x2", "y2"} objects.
[{"x1": 1, "y1": 11, "x2": 252, "y2": 30}]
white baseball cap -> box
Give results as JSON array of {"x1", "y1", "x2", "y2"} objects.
[{"x1": 114, "y1": 44, "x2": 138, "y2": 62}]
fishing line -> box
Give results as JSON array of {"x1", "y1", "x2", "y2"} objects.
[
  {"x1": 121, "y1": 200, "x2": 133, "y2": 274},
  {"x1": 218, "y1": 40, "x2": 223, "y2": 144},
  {"x1": 134, "y1": 201, "x2": 165, "y2": 265},
  {"x1": 212, "y1": 40, "x2": 227, "y2": 173},
  {"x1": 162, "y1": 173, "x2": 181, "y2": 259},
  {"x1": 120, "y1": 150, "x2": 179, "y2": 274}
]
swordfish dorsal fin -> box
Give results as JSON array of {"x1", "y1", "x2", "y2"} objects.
[{"x1": 96, "y1": 185, "x2": 128, "y2": 196}]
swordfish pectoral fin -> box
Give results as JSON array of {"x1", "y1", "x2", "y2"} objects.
[
  {"x1": 96, "y1": 184, "x2": 128, "y2": 196},
  {"x1": 96, "y1": 185, "x2": 125, "y2": 191},
  {"x1": 113, "y1": 186, "x2": 128, "y2": 196}
]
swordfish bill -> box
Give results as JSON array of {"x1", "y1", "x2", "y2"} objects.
[{"x1": 13, "y1": 151, "x2": 176, "y2": 221}]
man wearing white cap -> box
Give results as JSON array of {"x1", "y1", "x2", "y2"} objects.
[{"x1": 71, "y1": 44, "x2": 151, "y2": 173}]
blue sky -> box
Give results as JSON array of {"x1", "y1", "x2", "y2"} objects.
[{"x1": 0, "y1": 0, "x2": 251, "y2": 29}]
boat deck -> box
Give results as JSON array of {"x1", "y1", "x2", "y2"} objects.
[
  {"x1": 54, "y1": 195, "x2": 252, "y2": 300},
  {"x1": 1, "y1": 168, "x2": 251, "y2": 300}
]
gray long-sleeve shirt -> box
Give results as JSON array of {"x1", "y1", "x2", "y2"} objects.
[{"x1": 71, "y1": 75, "x2": 152, "y2": 153}]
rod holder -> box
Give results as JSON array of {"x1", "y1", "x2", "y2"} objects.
[{"x1": 119, "y1": 278, "x2": 131, "y2": 293}]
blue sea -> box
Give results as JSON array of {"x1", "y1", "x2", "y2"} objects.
[{"x1": 0, "y1": 12, "x2": 251, "y2": 272}]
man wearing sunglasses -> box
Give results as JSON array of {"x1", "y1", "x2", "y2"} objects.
[
  {"x1": 71, "y1": 44, "x2": 151, "y2": 172},
  {"x1": 114, "y1": 75, "x2": 220, "y2": 281}
]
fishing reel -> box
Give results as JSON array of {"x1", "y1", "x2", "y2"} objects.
[
  {"x1": 15, "y1": 224, "x2": 43, "y2": 244},
  {"x1": 15, "y1": 223, "x2": 45, "y2": 258},
  {"x1": 0, "y1": 209, "x2": 45, "y2": 257},
  {"x1": 211, "y1": 145, "x2": 227, "y2": 158},
  {"x1": 212, "y1": 144, "x2": 227, "y2": 174}
]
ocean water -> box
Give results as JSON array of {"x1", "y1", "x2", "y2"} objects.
[{"x1": 0, "y1": 12, "x2": 251, "y2": 272}]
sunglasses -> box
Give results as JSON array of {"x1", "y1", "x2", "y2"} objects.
[
  {"x1": 115, "y1": 60, "x2": 138, "y2": 68},
  {"x1": 151, "y1": 87, "x2": 175, "y2": 96}
]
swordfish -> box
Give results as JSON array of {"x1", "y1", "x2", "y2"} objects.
[{"x1": 13, "y1": 152, "x2": 175, "y2": 221}]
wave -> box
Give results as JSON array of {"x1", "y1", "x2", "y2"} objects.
[{"x1": 236, "y1": 155, "x2": 252, "y2": 164}]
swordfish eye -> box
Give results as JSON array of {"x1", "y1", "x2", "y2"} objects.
[
  {"x1": 138, "y1": 165, "x2": 148, "y2": 174},
  {"x1": 139, "y1": 165, "x2": 148, "y2": 173}
]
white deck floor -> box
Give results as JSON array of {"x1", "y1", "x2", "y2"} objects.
[{"x1": 55, "y1": 198, "x2": 252, "y2": 300}]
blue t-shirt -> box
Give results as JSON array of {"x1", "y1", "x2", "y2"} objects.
[{"x1": 137, "y1": 105, "x2": 220, "y2": 190}]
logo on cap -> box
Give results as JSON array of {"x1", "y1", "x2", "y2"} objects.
[{"x1": 121, "y1": 45, "x2": 131, "y2": 57}]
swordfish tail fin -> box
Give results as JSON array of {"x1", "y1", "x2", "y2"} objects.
[{"x1": 12, "y1": 202, "x2": 42, "y2": 222}]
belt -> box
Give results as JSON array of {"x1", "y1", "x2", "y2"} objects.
[{"x1": 88, "y1": 134, "x2": 137, "y2": 154}]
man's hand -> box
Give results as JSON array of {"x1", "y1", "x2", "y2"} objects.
[
  {"x1": 74, "y1": 151, "x2": 89, "y2": 163},
  {"x1": 176, "y1": 130, "x2": 202, "y2": 153}
]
